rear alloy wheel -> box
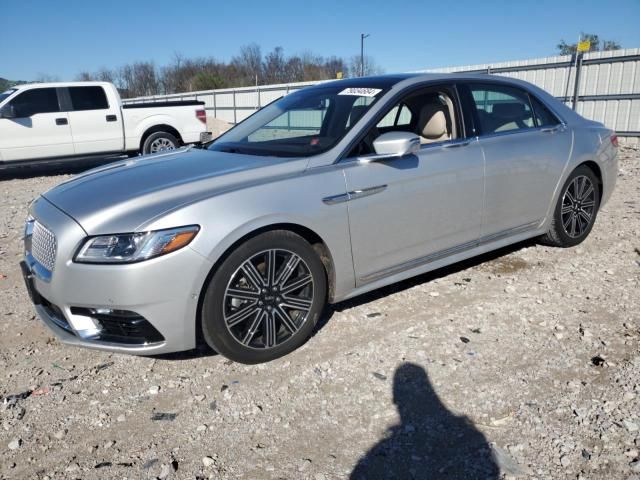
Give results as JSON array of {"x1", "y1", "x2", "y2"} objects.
[
  {"x1": 201, "y1": 231, "x2": 327, "y2": 364},
  {"x1": 142, "y1": 132, "x2": 179, "y2": 155},
  {"x1": 540, "y1": 165, "x2": 600, "y2": 247}
]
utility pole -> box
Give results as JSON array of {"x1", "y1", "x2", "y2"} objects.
[{"x1": 360, "y1": 33, "x2": 370, "y2": 77}]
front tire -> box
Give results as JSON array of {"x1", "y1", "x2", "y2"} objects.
[
  {"x1": 201, "y1": 231, "x2": 327, "y2": 364},
  {"x1": 540, "y1": 165, "x2": 600, "y2": 247},
  {"x1": 142, "y1": 132, "x2": 179, "y2": 155}
]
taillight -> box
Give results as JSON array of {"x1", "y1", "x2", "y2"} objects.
[
  {"x1": 196, "y1": 109, "x2": 206, "y2": 125},
  {"x1": 610, "y1": 134, "x2": 619, "y2": 147}
]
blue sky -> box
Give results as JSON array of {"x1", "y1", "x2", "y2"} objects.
[{"x1": 3, "y1": 0, "x2": 640, "y2": 81}]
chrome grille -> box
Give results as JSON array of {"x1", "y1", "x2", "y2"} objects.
[{"x1": 31, "y1": 221, "x2": 57, "y2": 272}]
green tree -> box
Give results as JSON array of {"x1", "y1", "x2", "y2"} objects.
[
  {"x1": 191, "y1": 71, "x2": 225, "y2": 91},
  {"x1": 557, "y1": 33, "x2": 621, "y2": 55}
]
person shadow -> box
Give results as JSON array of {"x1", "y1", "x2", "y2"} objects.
[{"x1": 350, "y1": 363, "x2": 499, "y2": 480}]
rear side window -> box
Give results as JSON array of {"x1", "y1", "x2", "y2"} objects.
[
  {"x1": 69, "y1": 86, "x2": 109, "y2": 111},
  {"x1": 468, "y1": 84, "x2": 535, "y2": 134},
  {"x1": 10, "y1": 88, "x2": 60, "y2": 116},
  {"x1": 530, "y1": 95, "x2": 560, "y2": 127},
  {"x1": 377, "y1": 104, "x2": 412, "y2": 128}
]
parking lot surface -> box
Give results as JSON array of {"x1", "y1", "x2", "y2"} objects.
[{"x1": 1, "y1": 147, "x2": 639, "y2": 479}]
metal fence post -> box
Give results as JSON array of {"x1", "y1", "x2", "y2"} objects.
[
  {"x1": 232, "y1": 90, "x2": 237, "y2": 124},
  {"x1": 572, "y1": 52, "x2": 584, "y2": 110},
  {"x1": 213, "y1": 91, "x2": 217, "y2": 118}
]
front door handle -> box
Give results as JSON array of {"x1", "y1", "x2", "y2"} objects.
[
  {"x1": 541, "y1": 126, "x2": 560, "y2": 134},
  {"x1": 106, "y1": 114, "x2": 117, "y2": 122},
  {"x1": 55, "y1": 118, "x2": 68, "y2": 126}
]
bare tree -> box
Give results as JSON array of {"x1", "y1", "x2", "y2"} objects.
[
  {"x1": 73, "y1": 44, "x2": 371, "y2": 97},
  {"x1": 263, "y1": 47, "x2": 288, "y2": 84},
  {"x1": 232, "y1": 43, "x2": 263, "y2": 85},
  {"x1": 347, "y1": 55, "x2": 382, "y2": 78}
]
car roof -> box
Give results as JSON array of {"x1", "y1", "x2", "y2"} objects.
[{"x1": 9, "y1": 81, "x2": 113, "y2": 91}]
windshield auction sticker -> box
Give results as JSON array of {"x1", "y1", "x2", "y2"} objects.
[{"x1": 338, "y1": 87, "x2": 382, "y2": 97}]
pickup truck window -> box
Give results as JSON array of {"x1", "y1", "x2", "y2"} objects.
[
  {"x1": 10, "y1": 88, "x2": 60, "y2": 117},
  {"x1": 69, "y1": 86, "x2": 109, "y2": 111},
  {"x1": 0, "y1": 89, "x2": 17, "y2": 103}
]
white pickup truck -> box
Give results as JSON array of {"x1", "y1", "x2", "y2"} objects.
[{"x1": 0, "y1": 81, "x2": 211, "y2": 166}]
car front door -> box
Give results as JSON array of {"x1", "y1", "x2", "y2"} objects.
[
  {"x1": 64, "y1": 86, "x2": 123, "y2": 155},
  {"x1": 342, "y1": 85, "x2": 485, "y2": 286},
  {"x1": 0, "y1": 87, "x2": 74, "y2": 162},
  {"x1": 460, "y1": 82, "x2": 573, "y2": 239}
]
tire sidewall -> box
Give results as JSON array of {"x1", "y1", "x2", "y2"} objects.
[
  {"x1": 553, "y1": 166, "x2": 601, "y2": 247},
  {"x1": 142, "y1": 132, "x2": 178, "y2": 155},
  {"x1": 201, "y1": 231, "x2": 327, "y2": 364}
]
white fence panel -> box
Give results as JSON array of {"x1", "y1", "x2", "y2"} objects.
[{"x1": 122, "y1": 48, "x2": 640, "y2": 141}]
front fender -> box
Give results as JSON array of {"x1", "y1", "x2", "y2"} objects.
[{"x1": 142, "y1": 166, "x2": 355, "y2": 303}]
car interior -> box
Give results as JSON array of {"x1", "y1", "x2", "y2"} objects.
[{"x1": 349, "y1": 89, "x2": 459, "y2": 156}]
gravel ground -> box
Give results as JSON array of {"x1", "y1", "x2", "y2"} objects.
[{"x1": 0, "y1": 147, "x2": 638, "y2": 480}]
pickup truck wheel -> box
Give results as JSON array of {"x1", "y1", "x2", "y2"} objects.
[
  {"x1": 201, "y1": 231, "x2": 327, "y2": 364},
  {"x1": 142, "y1": 132, "x2": 179, "y2": 155}
]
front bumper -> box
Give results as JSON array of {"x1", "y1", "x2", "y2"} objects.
[{"x1": 23, "y1": 197, "x2": 213, "y2": 355}]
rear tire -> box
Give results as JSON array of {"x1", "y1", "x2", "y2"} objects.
[
  {"x1": 142, "y1": 132, "x2": 179, "y2": 155},
  {"x1": 201, "y1": 231, "x2": 327, "y2": 364},
  {"x1": 540, "y1": 165, "x2": 600, "y2": 247}
]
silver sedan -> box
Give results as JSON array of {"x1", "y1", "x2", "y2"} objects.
[{"x1": 21, "y1": 73, "x2": 618, "y2": 364}]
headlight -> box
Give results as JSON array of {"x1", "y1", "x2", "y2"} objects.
[{"x1": 74, "y1": 225, "x2": 199, "y2": 264}]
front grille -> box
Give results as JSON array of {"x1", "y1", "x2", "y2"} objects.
[{"x1": 31, "y1": 221, "x2": 57, "y2": 271}]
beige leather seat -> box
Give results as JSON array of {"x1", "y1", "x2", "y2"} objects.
[{"x1": 417, "y1": 104, "x2": 450, "y2": 144}]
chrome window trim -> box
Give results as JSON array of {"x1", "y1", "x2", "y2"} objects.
[{"x1": 472, "y1": 122, "x2": 568, "y2": 142}]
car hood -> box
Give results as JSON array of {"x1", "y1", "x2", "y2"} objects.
[{"x1": 42, "y1": 147, "x2": 304, "y2": 234}]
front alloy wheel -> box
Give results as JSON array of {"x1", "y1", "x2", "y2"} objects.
[
  {"x1": 201, "y1": 231, "x2": 327, "y2": 364},
  {"x1": 223, "y1": 249, "x2": 314, "y2": 349}
]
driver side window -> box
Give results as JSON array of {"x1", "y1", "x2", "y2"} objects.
[
  {"x1": 10, "y1": 88, "x2": 60, "y2": 117},
  {"x1": 348, "y1": 87, "x2": 459, "y2": 157}
]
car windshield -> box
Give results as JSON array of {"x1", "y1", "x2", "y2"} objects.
[
  {"x1": 0, "y1": 89, "x2": 17, "y2": 103},
  {"x1": 208, "y1": 85, "x2": 387, "y2": 158}
]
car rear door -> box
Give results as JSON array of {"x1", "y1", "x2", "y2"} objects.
[
  {"x1": 342, "y1": 84, "x2": 485, "y2": 285},
  {"x1": 0, "y1": 87, "x2": 74, "y2": 162},
  {"x1": 459, "y1": 82, "x2": 572, "y2": 238},
  {"x1": 63, "y1": 86, "x2": 123, "y2": 155}
]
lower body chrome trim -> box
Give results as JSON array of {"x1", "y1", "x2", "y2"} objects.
[{"x1": 359, "y1": 220, "x2": 541, "y2": 283}]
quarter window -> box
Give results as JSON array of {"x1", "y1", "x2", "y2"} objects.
[
  {"x1": 10, "y1": 88, "x2": 60, "y2": 117},
  {"x1": 377, "y1": 104, "x2": 412, "y2": 128},
  {"x1": 469, "y1": 84, "x2": 535, "y2": 134},
  {"x1": 69, "y1": 86, "x2": 109, "y2": 111},
  {"x1": 529, "y1": 95, "x2": 560, "y2": 127}
]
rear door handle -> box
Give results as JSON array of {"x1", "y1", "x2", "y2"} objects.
[
  {"x1": 106, "y1": 114, "x2": 117, "y2": 122},
  {"x1": 541, "y1": 126, "x2": 560, "y2": 134},
  {"x1": 55, "y1": 118, "x2": 68, "y2": 126}
]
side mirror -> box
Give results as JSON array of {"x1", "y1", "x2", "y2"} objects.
[
  {"x1": 0, "y1": 104, "x2": 17, "y2": 119},
  {"x1": 359, "y1": 131, "x2": 420, "y2": 163}
]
